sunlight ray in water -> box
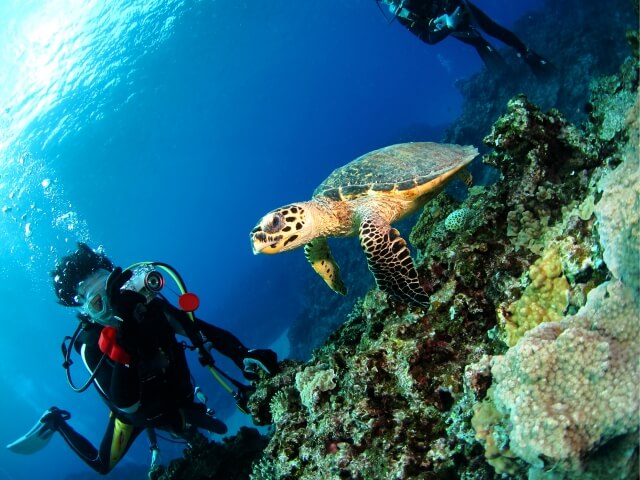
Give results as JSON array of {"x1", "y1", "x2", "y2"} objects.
[
  {"x1": 0, "y1": 0, "x2": 188, "y2": 274},
  {"x1": 1, "y1": 0, "x2": 186, "y2": 154}
]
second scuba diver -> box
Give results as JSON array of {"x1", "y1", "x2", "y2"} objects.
[
  {"x1": 378, "y1": 0, "x2": 555, "y2": 78},
  {"x1": 7, "y1": 243, "x2": 278, "y2": 476}
]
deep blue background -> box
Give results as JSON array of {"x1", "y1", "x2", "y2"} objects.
[{"x1": 0, "y1": 1, "x2": 545, "y2": 478}]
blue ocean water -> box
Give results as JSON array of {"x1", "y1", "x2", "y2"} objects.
[{"x1": 0, "y1": 1, "x2": 544, "y2": 478}]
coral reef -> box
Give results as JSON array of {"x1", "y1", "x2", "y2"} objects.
[
  {"x1": 151, "y1": 427, "x2": 269, "y2": 480},
  {"x1": 242, "y1": 25, "x2": 639, "y2": 480},
  {"x1": 444, "y1": 207, "x2": 474, "y2": 233},
  {"x1": 467, "y1": 40, "x2": 639, "y2": 477},
  {"x1": 594, "y1": 129, "x2": 640, "y2": 296},
  {"x1": 288, "y1": 0, "x2": 638, "y2": 362},
  {"x1": 158, "y1": 4, "x2": 639, "y2": 479},
  {"x1": 480, "y1": 280, "x2": 639, "y2": 478},
  {"x1": 498, "y1": 247, "x2": 569, "y2": 347}
]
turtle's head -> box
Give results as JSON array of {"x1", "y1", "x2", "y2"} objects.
[{"x1": 251, "y1": 203, "x2": 311, "y2": 254}]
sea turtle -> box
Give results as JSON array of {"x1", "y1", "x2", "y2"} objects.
[{"x1": 250, "y1": 142, "x2": 478, "y2": 308}]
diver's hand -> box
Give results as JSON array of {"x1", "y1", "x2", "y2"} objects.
[
  {"x1": 432, "y1": 7, "x2": 462, "y2": 32},
  {"x1": 432, "y1": 14, "x2": 448, "y2": 31},
  {"x1": 446, "y1": 6, "x2": 463, "y2": 29},
  {"x1": 106, "y1": 268, "x2": 145, "y2": 319},
  {"x1": 105, "y1": 267, "x2": 132, "y2": 312},
  {"x1": 242, "y1": 349, "x2": 279, "y2": 381},
  {"x1": 105, "y1": 268, "x2": 148, "y2": 357}
]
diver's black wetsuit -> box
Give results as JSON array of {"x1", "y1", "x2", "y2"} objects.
[
  {"x1": 53, "y1": 295, "x2": 248, "y2": 474},
  {"x1": 393, "y1": 0, "x2": 550, "y2": 75}
]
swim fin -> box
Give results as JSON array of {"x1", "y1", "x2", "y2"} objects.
[
  {"x1": 521, "y1": 49, "x2": 556, "y2": 80},
  {"x1": 6, "y1": 407, "x2": 69, "y2": 455}
]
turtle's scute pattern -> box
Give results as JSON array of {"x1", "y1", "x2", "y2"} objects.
[
  {"x1": 315, "y1": 142, "x2": 476, "y2": 201},
  {"x1": 396, "y1": 179, "x2": 419, "y2": 191}
]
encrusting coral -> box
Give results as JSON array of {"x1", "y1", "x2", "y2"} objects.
[{"x1": 498, "y1": 247, "x2": 569, "y2": 347}]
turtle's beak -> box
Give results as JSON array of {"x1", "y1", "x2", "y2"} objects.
[
  {"x1": 250, "y1": 230, "x2": 265, "y2": 255},
  {"x1": 251, "y1": 229, "x2": 279, "y2": 255}
]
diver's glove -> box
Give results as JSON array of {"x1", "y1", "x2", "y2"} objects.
[
  {"x1": 242, "y1": 349, "x2": 279, "y2": 381},
  {"x1": 432, "y1": 6, "x2": 463, "y2": 31},
  {"x1": 106, "y1": 267, "x2": 147, "y2": 320}
]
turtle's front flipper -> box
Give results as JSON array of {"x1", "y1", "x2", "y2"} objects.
[
  {"x1": 304, "y1": 238, "x2": 347, "y2": 295},
  {"x1": 359, "y1": 213, "x2": 430, "y2": 309}
]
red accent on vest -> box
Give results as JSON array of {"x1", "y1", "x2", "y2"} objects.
[{"x1": 98, "y1": 326, "x2": 131, "y2": 365}]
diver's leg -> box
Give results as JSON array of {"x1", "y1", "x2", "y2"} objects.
[
  {"x1": 465, "y1": 1, "x2": 527, "y2": 53},
  {"x1": 52, "y1": 411, "x2": 142, "y2": 474},
  {"x1": 465, "y1": 1, "x2": 553, "y2": 77},
  {"x1": 96, "y1": 415, "x2": 143, "y2": 473},
  {"x1": 451, "y1": 29, "x2": 507, "y2": 72},
  {"x1": 45, "y1": 409, "x2": 107, "y2": 473}
]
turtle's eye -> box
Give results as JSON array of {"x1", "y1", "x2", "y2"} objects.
[{"x1": 265, "y1": 213, "x2": 284, "y2": 233}]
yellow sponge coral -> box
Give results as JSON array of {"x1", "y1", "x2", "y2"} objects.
[{"x1": 499, "y1": 247, "x2": 569, "y2": 346}]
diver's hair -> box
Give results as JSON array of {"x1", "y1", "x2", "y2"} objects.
[{"x1": 51, "y1": 242, "x2": 114, "y2": 307}]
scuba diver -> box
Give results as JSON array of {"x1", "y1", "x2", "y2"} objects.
[
  {"x1": 377, "y1": 0, "x2": 554, "y2": 78},
  {"x1": 7, "y1": 243, "x2": 278, "y2": 475}
]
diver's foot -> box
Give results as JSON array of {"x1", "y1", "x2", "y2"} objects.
[
  {"x1": 243, "y1": 349, "x2": 278, "y2": 380},
  {"x1": 40, "y1": 407, "x2": 71, "y2": 430},
  {"x1": 6, "y1": 407, "x2": 69, "y2": 454},
  {"x1": 520, "y1": 50, "x2": 556, "y2": 80}
]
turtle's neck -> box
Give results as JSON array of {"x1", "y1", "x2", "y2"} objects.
[{"x1": 304, "y1": 196, "x2": 356, "y2": 238}]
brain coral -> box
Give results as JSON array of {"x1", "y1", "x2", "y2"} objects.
[{"x1": 489, "y1": 280, "x2": 639, "y2": 472}]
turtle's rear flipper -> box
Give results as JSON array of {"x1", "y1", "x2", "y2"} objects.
[
  {"x1": 304, "y1": 237, "x2": 347, "y2": 295},
  {"x1": 359, "y1": 213, "x2": 430, "y2": 309}
]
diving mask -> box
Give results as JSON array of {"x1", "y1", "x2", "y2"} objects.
[{"x1": 76, "y1": 269, "x2": 120, "y2": 327}]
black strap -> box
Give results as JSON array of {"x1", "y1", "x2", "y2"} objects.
[{"x1": 61, "y1": 321, "x2": 107, "y2": 393}]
